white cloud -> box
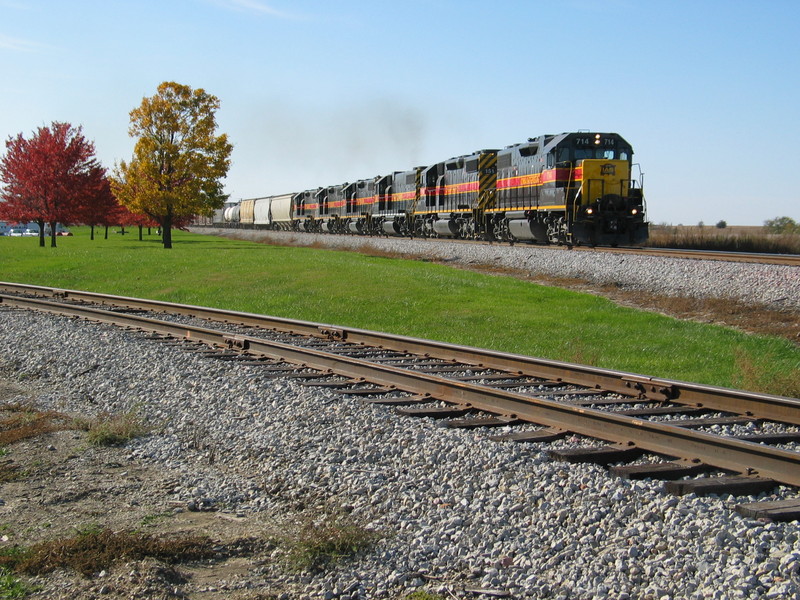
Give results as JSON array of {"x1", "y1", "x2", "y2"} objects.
[
  {"x1": 0, "y1": 33, "x2": 41, "y2": 52},
  {"x1": 0, "y1": 1, "x2": 31, "y2": 9},
  {"x1": 208, "y1": 0, "x2": 299, "y2": 19}
]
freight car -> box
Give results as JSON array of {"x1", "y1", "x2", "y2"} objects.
[{"x1": 208, "y1": 132, "x2": 648, "y2": 247}]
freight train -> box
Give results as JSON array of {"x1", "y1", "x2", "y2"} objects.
[{"x1": 200, "y1": 132, "x2": 648, "y2": 247}]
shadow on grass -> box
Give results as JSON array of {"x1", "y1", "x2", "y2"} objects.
[{"x1": 122, "y1": 239, "x2": 264, "y2": 249}]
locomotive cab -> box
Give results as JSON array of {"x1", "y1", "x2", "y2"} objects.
[
  {"x1": 492, "y1": 132, "x2": 648, "y2": 246},
  {"x1": 294, "y1": 188, "x2": 321, "y2": 232},
  {"x1": 567, "y1": 133, "x2": 648, "y2": 246},
  {"x1": 343, "y1": 178, "x2": 376, "y2": 234}
]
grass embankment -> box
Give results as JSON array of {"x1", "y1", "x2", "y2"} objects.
[{"x1": 0, "y1": 227, "x2": 797, "y2": 396}]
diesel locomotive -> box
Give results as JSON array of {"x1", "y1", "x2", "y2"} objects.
[{"x1": 208, "y1": 132, "x2": 648, "y2": 247}]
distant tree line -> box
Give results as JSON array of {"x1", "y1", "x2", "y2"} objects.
[
  {"x1": 764, "y1": 216, "x2": 800, "y2": 234},
  {"x1": 681, "y1": 218, "x2": 798, "y2": 233}
]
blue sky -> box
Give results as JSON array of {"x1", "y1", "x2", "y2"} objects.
[{"x1": 1, "y1": 0, "x2": 798, "y2": 226}]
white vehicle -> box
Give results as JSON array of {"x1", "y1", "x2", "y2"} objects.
[
  {"x1": 8, "y1": 227, "x2": 25, "y2": 236},
  {"x1": 44, "y1": 223, "x2": 72, "y2": 236}
]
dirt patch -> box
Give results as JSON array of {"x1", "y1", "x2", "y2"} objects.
[{"x1": 0, "y1": 387, "x2": 321, "y2": 600}]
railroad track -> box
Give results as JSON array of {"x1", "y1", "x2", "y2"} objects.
[
  {"x1": 200, "y1": 227, "x2": 800, "y2": 266},
  {"x1": 576, "y1": 245, "x2": 800, "y2": 266},
  {"x1": 2, "y1": 282, "x2": 799, "y2": 520}
]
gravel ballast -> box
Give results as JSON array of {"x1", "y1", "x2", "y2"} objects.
[
  {"x1": 1, "y1": 304, "x2": 800, "y2": 599},
  {"x1": 2, "y1": 236, "x2": 799, "y2": 599}
]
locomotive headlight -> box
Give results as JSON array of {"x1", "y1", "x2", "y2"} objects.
[
  {"x1": 585, "y1": 207, "x2": 594, "y2": 215},
  {"x1": 631, "y1": 208, "x2": 638, "y2": 215},
  {"x1": 594, "y1": 134, "x2": 601, "y2": 145}
]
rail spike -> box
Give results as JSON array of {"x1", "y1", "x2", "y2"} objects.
[
  {"x1": 223, "y1": 334, "x2": 249, "y2": 350},
  {"x1": 318, "y1": 326, "x2": 347, "y2": 341},
  {"x1": 622, "y1": 375, "x2": 676, "y2": 401}
]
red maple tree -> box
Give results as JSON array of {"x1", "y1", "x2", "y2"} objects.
[
  {"x1": 114, "y1": 203, "x2": 159, "y2": 241},
  {"x1": 72, "y1": 170, "x2": 122, "y2": 240},
  {"x1": 0, "y1": 122, "x2": 105, "y2": 247}
]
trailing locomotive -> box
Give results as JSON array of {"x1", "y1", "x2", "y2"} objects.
[{"x1": 203, "y1": 132, "x2": 648, "y2": 247}]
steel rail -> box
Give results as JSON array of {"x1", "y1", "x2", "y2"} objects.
[
  {"x1": 197, "y1": 227, "x2": 800, "y2": 266},
  {"x1": 2, "y1": 282, "x2": 799, "y2": 425},
  {"x1": 3, "y1": 293, "x2": 800, "y2": 487},
  {"x1": 572, "y1": 245, "x2": 800, "y2": 266}
]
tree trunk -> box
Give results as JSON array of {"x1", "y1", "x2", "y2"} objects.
[
  {"x1": 104, "y1": 226, "x2": 109, "y2": 240},
  {"x1": 37, "y1": 219, "x2": 45, "y2": 247},
  {"x1": 90, "y1": 225, "x2": 95, "y2": 240},
  {"x1": 138, "y1": 225, "x2": 143, "y2": 241},
  {"x1": 162, "y1": 214, "x2": 173, "y2": 249},
  {"x1": 49, "y1": 221, "x2": 57, "y2": 248}
]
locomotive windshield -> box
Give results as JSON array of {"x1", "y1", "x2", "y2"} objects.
[
  {"x1": 574, "y1": 148, "x2": 629, "y2": 160},
  {"x1": 556, "y1": 134, "x2": 633, "y2": 163},
  {"x1": 556, "y1": 147, "x2": 631, "y2": 162}
]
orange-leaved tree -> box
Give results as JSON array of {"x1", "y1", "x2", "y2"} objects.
[{"x1": 111, "y1": 82, "x2": 233, "y2": 249}]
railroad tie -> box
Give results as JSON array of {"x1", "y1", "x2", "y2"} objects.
[
  {"x1": 665, "y1": 475, "x2": 779, "y2": 497},
  {"x1": 395, "y1": 406, "x2": 472, "y2": 418},
  {"x1": 488, "y1": 428, "x2": 568, "y2": 443},
  {"x1": 362, "y1": 395, "x2": 430, "y2": 406},
  {"x1": 735, "y1": 498, "x2": 800, "y2": 522},
  {"x1": 443, "y1": 416, "x2": 521, "y2": 429},
  {"x1": 609, "y1": 460, "x2": 712, "y2": 481},
  {"x1": 549, "y1": 444, "x2": 645, "y2": 466},
  {"x1": 330, "y1": 386, "x2": 395, "y2": 396}
]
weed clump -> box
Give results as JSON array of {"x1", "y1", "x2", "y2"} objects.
[
  {"x1": 73, "y1": 411, "x2": 148, "y2": 447},
  {"x1": 0, "y1": 404, "x2": 148, "y2": 449},
  {"x1": 0, "y1": 528, "x2": 217, "y2": 577},
  {"x1": 0, "y1": 567, "x2": 29, "y2": 599},
  {"x1": 285, "y1": 514, "x2": 380, "y2": 572},
  {"x1": 0, "y1": 546, "x2": 32, "y2": 571},
  {"x1": 407, "y1": 592, "x2": 449, "y2": 600},
  {"x1": 0, "y1": 404, "x2": 74, "y2": 446},
  {"x1": 0, "y1": 460, "x2": 21, "y2": 484}
]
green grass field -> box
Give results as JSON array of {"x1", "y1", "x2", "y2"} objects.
[{"x1": 1, "y1": 227, "x2": 798, "y2": 397}]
